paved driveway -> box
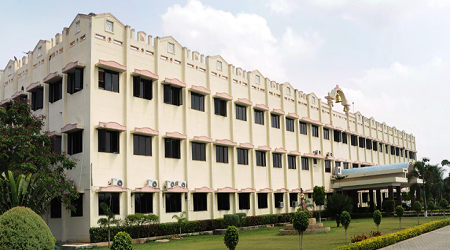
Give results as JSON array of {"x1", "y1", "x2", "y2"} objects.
[{"x1": 381, "y1": 225, "x2": 450, "y2": 250}]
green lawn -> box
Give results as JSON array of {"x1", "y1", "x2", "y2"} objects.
[{"x1": 97, "y1": 215, "x2": 446, "y2": 250}]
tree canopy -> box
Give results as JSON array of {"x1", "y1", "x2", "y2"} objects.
[{"x1": 0, "y1": 100, "x2": 78, "y2": 213}]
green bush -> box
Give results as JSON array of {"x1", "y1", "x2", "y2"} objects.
[
  {"x1": 440, "y1": 199, "x2": 448, "y2": 218},
  {"x1": 111, "y1": 231, "x2": 134, "y2": 250},
  {"x1": 382, "y1": 200, "x2": 395, "y2": 216},
  {"x1": 325, "y1": 193, "x2": 352, "y2": 227},
  {"x1": 373, "y1": 210, "x2": 382, "y2": 231},
  {"x1": 341, "y1": 211, "x2": 351, "y2": 242},
  {"x1": 224, "y1": 214, "x2": 240, "y2": 227},
  {"x1": 0, "y1": 206, "x2": 55, "y2": 250},
  {"x1": 333, "y1": 218, "x2": 450, "y2": 250},
  {"x1": 224, "y1": 226, "x2": 239, "y2": 250}
]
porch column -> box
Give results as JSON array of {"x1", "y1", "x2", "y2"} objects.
[
  {"x1": 388, "y1": 186, "x2": 394, "y2": 200},
  {"x1": 396, "y1": 186, "x2": 402, "y2": 206},
  {"x1": 369, "y1": 189, "x2": 374, "y2": 212},
  {"x1": 351, "y1": 190, "x2": 358, "y2": 212},
  {"x1": 376, "y1": 189, "x2": 382, "y2": 210}
]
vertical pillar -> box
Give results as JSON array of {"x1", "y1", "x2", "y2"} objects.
[
  {"x1": 376, "y1": 189, "x2": 382, "y2": 210},
  {"x1": 396, "y1": 186, "x2": 402, "y2": 207},
  {"x1": 388, "y1": 186, "x2": 394, "y2": 200},
  {"x1": 369, "y1": 189, "x2": 374, "y2": 212},
  {"x1": 351, "y1": 190, "x2": 358, "y2": 212}
]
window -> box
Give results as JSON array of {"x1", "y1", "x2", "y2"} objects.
[
  {"x1": 359, "y1": 137, "x2": 365, "y2": 148},
  {"x1": 75, "y1": 21, "x2": 80, "y2": 32},
  {"x1": 400, "y1": 149, "x2": 403, "y2": 157},
  {"x1": 254, "y1": 110, "x2": 264, "y2": 125},
  {"x1": 312, "y1": 125, "x2": 319, "y2": 137},
  {"x1": 50, "y1": 198, "x2": 61, "y2": 218},
  {"x1": 255, "y1": 75, "x2": 260, "y2": 84},
  {"x1": 135, "y1": 193, "x2": 153, "y2": 213},
  {"x1": 362, "y1": 193, "x2": 368, "y2": 203},
  {"x1": 351, "y1": 135, "x2": 358, "y2": 146},
  {"x1": 256, "y1": 151, "x2": 266, "y2": 167},
  {"x1": 71, "y1": 194, "x2": 83, "y2": 217},
  {"x1": 299, "y1": 122, "x2": 307, "y2": 135},
  {"x1": 301, "y1": 157, "x2": 309, "y2": 170},
  {"x1": 193, "y1": 193, "x2": 207, "y2": 211},
  {"x1": 334, "y1": 130, "x2": 342, "y2": 142},
  {"x1": 98, "y1": 130, "x2": 119, "y2": 153},
  {"x1": 273, "y1": 153, "x2": 282, "y2": 168},
  {"x1": 286, "y1": 118, "x2": 294, "y2": 132},
  {"x1": 288, "y1": 155, "x2": 296, "y2": 169},
  {"x1": 271, "y1": 114, "x2": 280, "y2": 129},
  {"x1": 289, "y1": 193, "x2": 298, "y2": 207},
  {"x1": 191, "y1": 93, "x2": 204, "y2": 111},
  {"x1": 98, "y1": 192, "x2": 120, "y2": 215},
  {"x1": 168, "y1": 42, "x2": 175, "y2": 53},
  {"x1": 31, "y1": 88, "x2": 43, "y2": 110},
  {"x1": 165, "y1": 193, "x2": 181, "y2": 213},
  {"x1": 343, "y1": 162, "x2": 349, "y2": 169},
  {"x1": 258, "y1": 193, "x2": 268, "y2": 209},
  {"x1": 68, "y1": 130, "x2": 83, "y2": 155},
  {"x1": 67, "y1": 68, "x2": 83, "y2": 94},
  {"x1": 352, "y1": 163, "x2": 359, "y2": 169},
  {"x1": 237, "y1": 148, "x2": 248, "y2": 165},
  {"x1": 192, "y1": 142, "x2": 206, "y2": 161},
  {"x1": 164, "y1": 85, "x2": 182, "y2": 106},
  {"x1": 133, "y1": 134, "x2": 152, "y2": 156},
  {"x1": 275, "y1": 193, "x2": 284, "y2": 208},
  {"x1": 217, "y1": 193, "x2": 230, "y2": 210},
  {"x1": 342, "y1": 132, "x2": 348, "y2": 144},
  {"x1": 325, "y1": 160, "x2": 331, "y2": 173},
  {"x1": 373, "y1": 141, "x2": 378, "y2": 151},
  {"x1": 165, "y1": 138, "x2": 181, "y2": 159},
  {"x1": 385, "y1": 145, "x2": 389, "y2": 153},
  {"x1": 366, "y1": 139, "x2": 372, "y2": 150},
  {"x1": 323, "y1": 128, "x2": 329, "y2": 140},
  {"x1": 98, "y1": 69, "x2": 119, "y2": 93},
  {"x1": 133, "y1": 76, "x2": 153, "y2": 100},
  {"x1": 235, "y1": 104, "x2": 247, "y2": 121},
  {"x1": 239, "y1": 193, "x2": 250, "y2": 210},
  {"x1": 49, "y1": 79, "x2": 62, "y2": 103},
  {"x1": 217, "y1": 61, "x2": 222, "y2": 70},
  {"x1": 396, "y1": 147, "x2": 400, "y2": 156},
  {"x1": 216, "y1": 145, "x2": 228, "y2": 163},
  {"x1": 379, "y1": 143, "x2": 383, "y2": 152},
  {"x1": 391, "y1": 146, "x2": 395, "y2": 155},
  {"x1": 214, "y1": 98, "x2": 227, "y2": 117},
  {"x1": 52, "y1": 135, "x2": 62, "y2": 154}
]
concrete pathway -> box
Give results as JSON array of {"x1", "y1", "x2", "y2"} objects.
[{"x1": 381, "y1": 225, "x2": 450, "y2": 250}]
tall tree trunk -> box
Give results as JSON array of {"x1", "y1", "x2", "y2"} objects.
[
  {"x1": 300, "y1": 232, "x2": 303, "y2": 250},
  {"x1": 108, "y1": 224, "x2": 111, "y2": 248},
  {"x1": 418, "y1": 213, "x2": 420, "y2": 224},
  {"x1": 319, "y1": 211, "x2": 322, "y2": 223},
  {"x1": 345, "y1": 229, "x2": 347, "y2": 243},
  {"x1": 377, "y1": 225, "x2": 379, "y2": 232}
]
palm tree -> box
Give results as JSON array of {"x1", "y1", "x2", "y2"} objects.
[
  {"x1": 0, "y1": 170, "x2": 53, "y2": 215},
  {"x1": 172, "y1": 211, "x2": 187, "y2": 238},
  {"x1": 408, "y1": 158, "x2": 429, "y2": 216},
  {"x1": 325, "y1": 193, "x2": 352, "y2": 227}
]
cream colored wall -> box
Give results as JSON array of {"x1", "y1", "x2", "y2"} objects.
[{"x1": 0, "y1": 12, "x2": 418, "y2": 242}]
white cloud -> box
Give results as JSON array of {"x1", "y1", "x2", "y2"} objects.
[
  {"x1": 343, "y1": 58, "x2": 450, "y2": 164},
  {"x1": 161, "y1": 0, "x2": 324, "y2": 81},
  {"x1": 266, "y1": 0, "x2": 298, "y2": 15}
]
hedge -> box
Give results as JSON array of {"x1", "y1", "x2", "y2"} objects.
[
  {"x1": 90, "y1": 212, "x2": 294, "y2": 243},
  {"x1": 332, "y1": 218, "x2": 450, "y2": 250}
]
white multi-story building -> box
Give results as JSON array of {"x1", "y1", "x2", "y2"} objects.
[{"x1": 0, "y1": 13, "x2": 417, "y2": 242}]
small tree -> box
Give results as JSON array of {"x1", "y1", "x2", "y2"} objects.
[
  {"x1": 373, "y1": 210, "x2": 382, "y2": 232},
  {"x1": 313, "y1": 186, "x2": 325, "y2": 223},
  {"x1": 340, "y1": 211, "x2": 351, "y2": 243},
  {"x1": 172, "y1": 211, "x2": 187, "y2": 238},
  {"x1": 428, "y1": 201, "x2": 435, "y2": 220},
  {"x1": 383, "y1": 200, "x2": 395, "y2": 216},
  {"x1": 293, "y1": 211, "x2": 309, "y2": 250},
  {"x1": 98, "y1": 202, "x2": 119, "y2": 248},
  {"x1": 440, "y1": 199, "x2": 448, "y2": 218},
  {"x1": 223, "y1": 226, "x2": 239, "y2": 250},
  {"x1": 395, "y1": 205, "x2": 404, "y2": 229},
  {"x1": 325, "y1": 193, "x2": 352, "y2": 227},
  {"x1": 413, "y1": 201, "x2": 422, "y2": 225}
]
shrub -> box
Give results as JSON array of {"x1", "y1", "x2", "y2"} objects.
[
  {"x1": 413, "y1": 201, "x2": 422, "y2": 224},
  {"x1": 0, "y1": 206, "x2": 55, "y2": 250},
  {"x1": 351, "y1": 234, "x2": 368, "y2": 243},
  {"x1": 373, "y1": 210, "x2": 382, "y2": 231},
  {"x1": 224, "y1": 226, "x2": 239, "y2": 250},
  {"x1": 396, "y1": 205, "x2": 404, "y2": 229},
  {"x1": 111, "y1": 231, "x2": 133, "y2": 250},
  {"x1": 340, "y1": 211, "x2": 351, "y2": 242},
  {"x1": 440, "y1": 199, "x2": 448, "y2": 218},
  {"x1": 293, "y1": 211, "x2": 309, "y2": 250},
  {"x1": 224, "y1": 214, "x2": 240, "y2": 227},
  {"x1": 382, "y1": 200, "x2": 395, "y2": 216}
]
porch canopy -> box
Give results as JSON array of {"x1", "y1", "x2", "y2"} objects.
[{"x1": 331, "y1": 162, "x2": 422, "y2": 191}]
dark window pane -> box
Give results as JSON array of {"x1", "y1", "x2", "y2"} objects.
[
  {"x1": 258, "y1": 193, "x2": 268, "y2": 209},
  {"x1": 239, "y1": 193, "x2": 250, "y2": 210},
  {"x1": 71, "y1": 194, "x2": 83, "y2": 217},
  {"x1": 98, "y1": 192, "x2": 120, "y2": 215},
  {"x1": 193, "y1": 193, "x2": 207, "y2": 211},
  {"x1": 166, "y1": 193, "x2": 182, "y2": 213},
  {"x1": 50, "y1": 198, "x2": 62, "y2": 218},
  {"x1": 217, "y1": 193, "x2": 230, "y2": 210},
  {"x1": 135, "y1": 193, "x2": 153, "y2": 213}
]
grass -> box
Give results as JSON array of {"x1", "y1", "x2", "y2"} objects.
[{"x1": 96, "y1": 215, "x2": 446, "y2": 250}]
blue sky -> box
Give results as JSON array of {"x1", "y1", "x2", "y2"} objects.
[{"x1": 1, "y1": 0, "x2": 449, "y2": 169}]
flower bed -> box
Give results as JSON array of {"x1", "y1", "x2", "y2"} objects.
[{"x1": 333, "y1": 218, "x2": 450, "y2": 250}]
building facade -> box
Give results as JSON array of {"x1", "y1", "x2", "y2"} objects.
[{"x1": 0, "y1": 13, "x2": 417, "y2": 242}]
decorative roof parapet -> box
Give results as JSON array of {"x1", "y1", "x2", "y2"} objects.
[
  {"x1": 272, "y1": 109, "x2": 285, "y2": 116},
  {"x1": 255, "y1": 104, "x2": 269, "y2": 111},
  {"x1": 191, "y1": 85, "x2": 211, "y2": 95},
  {"x1": 235, "y1": 98, "x2": 252, "y2": 106},
  {"x1": 62, "y1": 61, "x2": 85, "y2": 73},
  {"x1": 97, "y1": 122, "x2": 126, "y2": 131},
  {"x1": 164, "y1": 77, "x2": 186, "y2": 88},
  {"x1": 215, "y1": 139, "x2": 237, "y2": 147},
  {"x1": 133, "y1": 69, "x2": 159, "y2": 80},
  {"x1": 287, "y1": 113, "x2": 299, "y2": 119},
  {"x1": 239, "y1": 142, "x2": 254, "y2": 149},
  {"x1": 133, "y1": 127, "x2": 159, "y2": 136},
  {"x1": 215, "y1": 92, "x2": 233, "y2": 101},
  {"x1": 165, "y1": 132, "x2": 187, "y2": 140},
  {"x1": 192, "y1": 136, "x2": 213, "y2": 143}
]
